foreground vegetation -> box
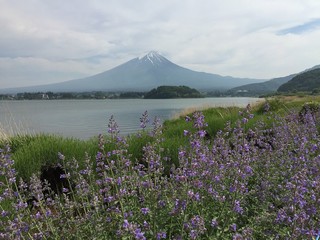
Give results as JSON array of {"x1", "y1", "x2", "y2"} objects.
[{"x1": 1, "y1": 96, "x2": 320, "y2": 239}]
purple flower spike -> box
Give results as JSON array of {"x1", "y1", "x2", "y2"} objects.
[
  {"x1": 141, "y1": 207, "x2": 149, "y2": 215},
  {"x1": 233, "y1": 200, "x2": 244, "y2": 214},
  {"x1": 134, "y1": 228, "x2": 146, "y2": 240},
  {"x1": 108, "y1": 115, "x2": 120, "y2": 136},
  {"x1": 230, "y1": 223, "x2": 237, "y2": 232},
  {"x1": 157, "y1": 231, "x2": 167, "y2": 239},
  {"x1": 140, "y1": 111, "x2": 150, "y2": 130}
]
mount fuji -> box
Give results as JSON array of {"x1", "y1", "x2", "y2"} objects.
[{"x1": 1, "y1": 51, "x2": 264, "y2": 93}]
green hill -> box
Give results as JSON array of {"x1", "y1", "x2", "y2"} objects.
[
  {"x1": 144, "y1": 85, "x2": 203, "y2": 99},
  {"x1": 278, "y1": 68, "x2": 320, "y2": 93},
  {"x1": 228, "y1": 65, "x2": 320, "y2": 96},
  {"x1": 228, "y1": 74, "x2": 295, "y2": 96}
]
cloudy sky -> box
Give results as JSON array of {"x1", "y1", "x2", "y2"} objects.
[{"x1": 1, "y1": 0, "x2": 320, "y2": 88}]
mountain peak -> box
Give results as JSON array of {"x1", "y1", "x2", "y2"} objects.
[
  {"x1": 0, "y1": 50, "x2": 265, "y2": 93},
  {"x1": 138, "y1": 51, "x2": 166, "y2": 65},
  {"x1": 146, "y1": 50, "x2": 161, "y2": 57}
]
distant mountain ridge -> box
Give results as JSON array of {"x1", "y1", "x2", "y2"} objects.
[
  {"x1": 230, "y1": 65, "x2": 320, "y2": 96},
  {"x1": 278, "y1": 68, "x2": 320, "y2": 92},
  {"x1": 0, "y1": 51, "x2": 264, "y2": 93},
  {"x1": 229, "y1": 75, "x2": 296, "y2": 96}
]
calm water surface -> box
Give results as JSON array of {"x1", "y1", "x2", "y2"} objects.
[{"x1": 0, "y1": 98, "x2": 261, "y2": 139}]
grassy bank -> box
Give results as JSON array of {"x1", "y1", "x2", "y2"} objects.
[
  {"x1": 0, "y1": 128, "x2": 8, "y2": 143},
  {"x1": 0, "y1": 96, "x2": 320, "y2": 239}
]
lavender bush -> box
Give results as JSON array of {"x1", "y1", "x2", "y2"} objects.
[{"x1": 0, "y1": 106, "x2": 320, "y2": 239}]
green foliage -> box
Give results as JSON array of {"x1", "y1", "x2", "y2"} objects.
[
  {"x1": 312, "y1": 88, "x2": 320, "y2": 95},
  {"x1": 144, "y1": 85, "x2": 203, "y2": 99},
  {"x1": 4, "y1": 96, "x2": 319, "y2": 181},
  {"x1": 0, "y1": 134, "x2": 37, "y2": 153},
  {"x1": 11, "y1": 134, "x2": 98, "y2": 180},
  {"x1": 126, "y1": 132, "x2": 154, "y2": 163},
  {"x1": 161, "y1": 106, "x2": 252, "y2": 165},
  {"x1": 299, "y1": 101, "x2": 320, "y2": 118},
  {"x1": 256, "y1": 98, "x2": 284, "y2": 114},
  {"x1": 119, "y1": 92, "x2": 145, "y2": 99},
  {"x1": 278, "y1": 68, "x2": 320, "y2": 93},
  {"x1": 228, "y1": 75, "x2": 296, "y2": 97},
  {"x1": 4, "y1": 132, "x2": 157, "y2": 181},
  {"x1": 1, "y1": 96, "x2": 320, "y2": 239}
]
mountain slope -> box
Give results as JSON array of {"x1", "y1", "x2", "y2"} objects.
[
  {"x1": 278, "y1": 68, "x2": 320, "y2": 92},
  {"x1": 229, "y1": 74, "x2": 296, "y2": 96},
  {"x1": 0, "y1": 51, "x2": 263, "y2": 93},
  {"x1": 229, "y1": 65, "x2": 320, "y2": 96}
]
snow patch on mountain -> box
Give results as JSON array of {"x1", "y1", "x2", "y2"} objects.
[{"x1": 139, "y1": 51, "x2": 163, "y2": 65}]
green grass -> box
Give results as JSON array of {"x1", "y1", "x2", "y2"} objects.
[
  {"x1": 0, "y1": 132, "x2": 161, "y2": 181},
  {"x1": 1, "y1": 95, "x2": 319, "y2": 181},
  {"x1": 1, "y1": 134, "x2": 99, "y2": 180},
  {"x1": 160, "y1": 96, "x2": 320, "y2": 165},
  {"x1": 160, "y1": 107, "x2": 242, "y2": 165},
  {"x1": 126, "y1": 132, "x2": 154, "y2": 163},
  {"x1": 1, "y1": 95, "x2": 320, "y2": 238}
]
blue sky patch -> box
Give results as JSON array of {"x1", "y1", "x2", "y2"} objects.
[{"x1": 278, "y1": 18, "x2": 320, "y2": 35}]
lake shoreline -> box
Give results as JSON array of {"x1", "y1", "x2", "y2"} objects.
[{"x1": 0, "y1": 97, "x2": 261, "y2": 139}]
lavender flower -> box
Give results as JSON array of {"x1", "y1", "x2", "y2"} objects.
[
  {"x1": 230, "y1": 223, "x2": 237, "y2": 232},
  {"x1": 108, "y1": 114, "x2": 120, "y2": 136},
  {"x1": 211, "y1": 219, "x2": 218, "y2": 228},
  {"x1": 157, "y1": 232, "x2": 166, "y2": 239},
  {"x1": 233, "y1": 200, "x2": 244, "y2": 215},
  {"x1": 263, "y1": 102, "x2": 270, "y2": 112},
  {"x1": 134, "y1": 228, "x2": 146, "y2": 240},
  {"x1": 0, "y1": 106, "x2": 319, "y2": 239},
  {"x1": 140, "y1": 110, "x2": 150, "y2": 130},
  {"x1": 141, "y1": 207, "x2": 149, "y2": 215},
  {"x1": 192, "y1": 111, "x2": 207, "y2": 129}
]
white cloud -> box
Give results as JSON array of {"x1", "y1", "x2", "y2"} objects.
[{"x1": 1, "y1": 0, "x2": 320, "y2": 88}]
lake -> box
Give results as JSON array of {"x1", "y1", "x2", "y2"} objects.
[{"x1": 0, "y1": 98, "x2": 261, "y2": 139}]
